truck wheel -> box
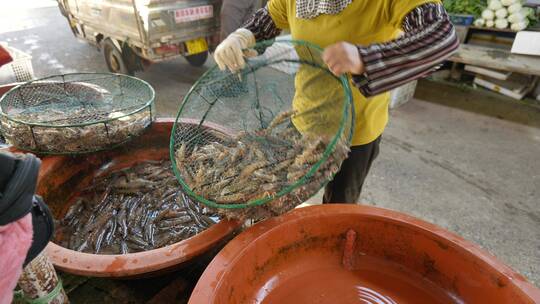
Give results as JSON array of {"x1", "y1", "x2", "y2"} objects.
[
  {"x1": 185, "y1": 51, "x2": 208, "y2": 67},
  {"x1": 103, "y1": 40, "x2": 133, "y2": 75}
]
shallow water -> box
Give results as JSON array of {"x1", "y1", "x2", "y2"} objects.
[{"x1": 254, "y1": 253, "x2": 459, "y2": 304}]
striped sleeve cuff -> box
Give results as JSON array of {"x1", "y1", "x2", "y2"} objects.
[
  {"x1": 243, "y1": 5, "x2": 282, "y2": 42},
  {"x1": 352, "y1": 3, "x2": 460, "y2": 97}
]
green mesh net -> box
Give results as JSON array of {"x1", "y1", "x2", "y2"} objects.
[
  {"x1": 170, "y1": 40, "x2": 354, "y2": 220},
  {"x1": 0, "y1": 73, "x2": 155, "y2": 154}
]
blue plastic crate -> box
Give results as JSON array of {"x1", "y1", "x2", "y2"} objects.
[{"x1": 449, "y1": 14, "x2": 475, "y2": 26}]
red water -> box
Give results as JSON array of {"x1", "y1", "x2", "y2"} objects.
[{"x1": 254, "y1": 253, "x2": 459, "y2": 304}]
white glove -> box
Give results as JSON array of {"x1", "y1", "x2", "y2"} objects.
[{"x1": 214, "y1": 28, "x2": 256, "y2": 72}]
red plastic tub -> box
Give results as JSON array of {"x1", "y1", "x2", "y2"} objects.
[
  {"x1": 34, "y1": 119, "x2": 240, "y2": 277},
  {"x1": 190, "y1": 204, "x2": 540, "y2": 303}
]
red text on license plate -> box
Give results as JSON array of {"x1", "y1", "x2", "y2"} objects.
[{"x1": 175, "y1": 5, "x2": 213, "y2": 23}]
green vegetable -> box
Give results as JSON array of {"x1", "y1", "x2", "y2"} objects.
[
  {"x1": 524, "y1": 7, "x2": 539, "y2": 27},
  {"x1": 443, "y1": 0, "x2": 487, "y2": 17}
]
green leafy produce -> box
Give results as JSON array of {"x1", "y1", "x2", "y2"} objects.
[
  {"x1": 525, "y1": 7, "x2": 538, "y2": 27},
  {"x1": 443, "y1": 0, "x2": 487, "y2": 17}
]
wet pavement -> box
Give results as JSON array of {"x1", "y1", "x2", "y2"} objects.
[{"x1": 0, "y1": 0, "x2": 208, "y2": 116}]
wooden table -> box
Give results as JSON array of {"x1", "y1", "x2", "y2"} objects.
[{"x1": 449, "y1": 44, "x2": 540, "y2": 76}]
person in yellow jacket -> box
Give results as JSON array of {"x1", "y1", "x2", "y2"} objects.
[{"x1": 214, "y1": 0, "x2": 459, "y2": 203}]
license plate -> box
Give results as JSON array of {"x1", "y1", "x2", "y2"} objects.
[
  {"x1": 186, "y1": 38, "x2": 208, "y2": 55},
  {"x1": 175, "y1": 5, "x2": 213, "y2": 23}
]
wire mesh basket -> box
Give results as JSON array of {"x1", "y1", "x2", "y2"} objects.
[
  {"x1": 170, "y1": 40, "x2": 354, "y2": 220},
  {"x1": 0, "y1": 73, "x2": 155, "y2": 154}
]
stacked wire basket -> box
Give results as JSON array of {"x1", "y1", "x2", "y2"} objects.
[{"x1": 0, "y1": 73, "x2": 155, "y2": 154}]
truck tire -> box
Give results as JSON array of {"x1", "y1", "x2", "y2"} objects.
[
  {"x1": 185, "y1": 51, "x2": 208, "y2": 67},
  {"x1": 103, "y1": 39, "x2": 133, "y2": 75}
]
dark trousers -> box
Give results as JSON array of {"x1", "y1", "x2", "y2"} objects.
[{"x1": 323, "y1": 136, "x2": 381, "y2": 204}]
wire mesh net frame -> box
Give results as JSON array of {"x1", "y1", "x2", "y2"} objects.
[
  {"x1": 0, "y1": 73, "x2": 156, "y2": 154},
  {"x1": 170, "y1": 39, "x2": 355, "y2": 211}
]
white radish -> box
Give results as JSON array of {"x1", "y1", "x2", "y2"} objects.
[
  {"x1": 486, "y1": 20, "x2": 495, "y2": 28},
  {"x1": 482, "y1": 9, "x2": 495, "y2": 20},
  {"x1": 501, "y1": 0, "x2": 517, "y2": 6},
  {"x1": 474, "y1": 18, "x2": 486, "y2": 27},
  {"x1": 495, "y1": 18, "x2": 509, "y2": 29},
  {"x1": 511, "y1": 21, "x2": 528, "y2": 31},
  {"x1": 488, "y1": 0, "x2": 503, "y2": 10},
  {"x1": 507, "y1": 3, "x2": 522, "y2": 14},
  {"x1": 495, "y1": 8, "x2": 508, "y2": 18},
  {"x1": 508, "y1": 12, "x2": 525, "y2": 23},
  {"x1": 521, "y1": 7, "x2": 533, "y2": 18}
]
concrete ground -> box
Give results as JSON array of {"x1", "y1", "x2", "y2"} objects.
[
  {"x1": 365, "y1": 83, "x2": 540, "y2": 285},
  {"x1": 2, "y1": 0, "x2": 539, "y2": 287},
  {"x1": 303, "y1": 80, "x2": 540, "y2": 285}
]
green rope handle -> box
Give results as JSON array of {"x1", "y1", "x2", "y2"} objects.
[{"x1": 13, "y1": 279, "x2": 64, "y2": 304}]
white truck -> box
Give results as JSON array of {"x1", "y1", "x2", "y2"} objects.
[{"x1": 57, "y1": 0, "x2": 222, "y2": 74}]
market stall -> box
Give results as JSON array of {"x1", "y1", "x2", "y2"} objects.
[{"x1": 444, "y1": 0, "x2": 540, "y2": 100}]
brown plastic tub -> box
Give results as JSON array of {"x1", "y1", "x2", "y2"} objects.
[
  {"x1": 190, "y1": 204, "x2": 540, "y2": 304},
  {"x1": 33, "y1": 118, "x2": 240, "y2": 278},
  {"x1": 0, "y1": 83, "x2": 18, "y2": 96}
]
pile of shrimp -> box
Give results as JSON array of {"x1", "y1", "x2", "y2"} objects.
[{"x1": 175, "y1": 111, "x2": 350, "y2": 220}]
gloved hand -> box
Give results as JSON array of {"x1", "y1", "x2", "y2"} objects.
[{"x1": 214, "y1": 28, "x2": 256, "y2": 72}]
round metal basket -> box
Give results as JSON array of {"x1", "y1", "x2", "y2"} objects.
[
  {"x1": 170, "y1": 40, "x2": 354, "y2": 220},
  {"x1": 0, "y1": 73, "x2": 155, "y2": 154}
]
